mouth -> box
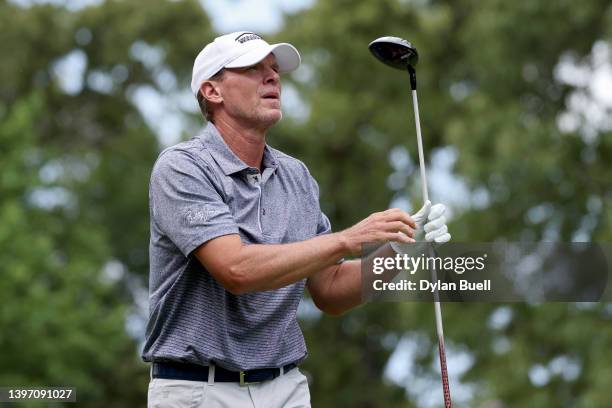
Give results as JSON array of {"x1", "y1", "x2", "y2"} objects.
[{"x1": 261, "y1": 91, "x2": 280, "y2": 100}]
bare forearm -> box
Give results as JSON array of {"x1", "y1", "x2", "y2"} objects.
[
  {"x1": 309, "y1": 243, "x2": 405, "y2": 315},
  {"x1": 227, "y1": 233, "x2": 349, "y2": 294},
  {"x1": 196, "y1": 207, "x2": 417, "y2": 297},
  {"x1": 308, "y1": 260, "x2": 362, "y2": 315}
]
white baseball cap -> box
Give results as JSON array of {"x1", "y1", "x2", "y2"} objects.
[{"x1": 191, "y1": 31, "x2": 301, "y2": 95}]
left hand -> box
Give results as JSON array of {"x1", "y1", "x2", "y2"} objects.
[
  {"x1": 390, "y1": 200, "x2": 451, "y2": 254},
  {"x1": 422, "y1": 201, "x2": 451, "y2": 243}
]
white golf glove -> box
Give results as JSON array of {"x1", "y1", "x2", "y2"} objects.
[
  {"x1": 391, "y1": 200, "x2": 451, "y2": 253},
  {"x1": 419, "y1": 200, "x2": 451, "y2": 243}
]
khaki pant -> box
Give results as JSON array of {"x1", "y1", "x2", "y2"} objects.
[{"x1": 147, "y1": 366, "x2": 311, "y2": 408}]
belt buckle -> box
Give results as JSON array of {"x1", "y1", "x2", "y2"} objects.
[{"x1": 239, "y1": 371, "x2": 257, "y2": 387}]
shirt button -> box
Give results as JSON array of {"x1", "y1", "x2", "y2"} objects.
[{"x1": 262, "y1": 208, "x2": 266, "y2": 215}]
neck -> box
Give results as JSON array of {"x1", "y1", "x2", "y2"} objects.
[{"x1": 212, "y1": 113, "x2": 268, "y2": 170}]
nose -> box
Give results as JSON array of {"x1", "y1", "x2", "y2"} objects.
[{"x1": 264, "y1": 66, "x2": 280, "y2": 85}]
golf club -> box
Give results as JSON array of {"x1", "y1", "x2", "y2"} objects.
[{"x1": 369, "y1": 36, "x2": 452, "y2": 408}]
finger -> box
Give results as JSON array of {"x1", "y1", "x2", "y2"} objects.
[
  {"x1": 412, "y1": 200, "x2": 431, "y2": 225},
  {"x1": 424, "y1": 215, "x2": 446, "y2": 233},
  {"x1": 428, "y1": 203, "x2": 446, "y2": 221},
  {"x1": 389, "y1": 231, "x2": 415, "y2": 243},
  {"x1": 382, "y1": 207, "x2": 408, "y2": 217},
  {"x1": 425, "y1": 225, "x2": 448, "y2": 242},
  {"x1": 383, "y1": 211, "x2": 416, "y2": 229},
  {"x1": 434, "y1": 232, "x2": 451, "y2": 243},
  {"x1": 387, "y1": 221, "x2": 415, "y2": 237}
]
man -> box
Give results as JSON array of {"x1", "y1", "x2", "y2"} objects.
[{"x1": 143, "y1": 31, "x2": 450, "y2": 408}]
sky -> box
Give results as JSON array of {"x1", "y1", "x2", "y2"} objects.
[
  {"x1": 200, "y1": 0, "x2": 314, "y2": 34},
  {"x1": 8, "y1": 0, "x2": 315, "y2": 32}
]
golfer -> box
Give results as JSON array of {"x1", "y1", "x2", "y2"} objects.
[{"x1": 143, "y1": 31, "x2": 450, "y2": 408}]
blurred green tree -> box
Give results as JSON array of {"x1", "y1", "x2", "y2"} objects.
[
  {"x1": 0, "y1": 93, "x2": 147, "y2": 406},
  {"x1": 0, "y1": 0, "x2": 213, "y2": 406},
  {"x1": 274, "y1": 0, "x2": 612, "y2": 406},
  {"x1": 1, "y1": 0, "x2": 611, "y2": 407}
]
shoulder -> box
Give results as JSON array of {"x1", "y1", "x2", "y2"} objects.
[{"x1": 152, "y1": 137, "x2": 212, "y2": 176}]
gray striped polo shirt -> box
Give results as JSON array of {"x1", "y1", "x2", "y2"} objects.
[{"x1": 142, "y1": 123, "x2": 332, "y2": 371}]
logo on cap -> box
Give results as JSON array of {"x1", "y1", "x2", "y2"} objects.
[{"x1": 235, "y1": 32, "x2": 262, "y2": 44}]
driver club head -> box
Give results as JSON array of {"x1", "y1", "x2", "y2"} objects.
[{"x1": 368, "y1": 36, "x2": 419, "y2": 70}]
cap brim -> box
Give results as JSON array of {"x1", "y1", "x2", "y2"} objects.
[{"x1": 224, "y1": 43, "x2": 300, "y2": 73}]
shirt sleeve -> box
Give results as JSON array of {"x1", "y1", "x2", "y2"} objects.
[
  {"x1": 306, "y1": 171, "x2": 342, "y2": 264},
  {"x1": 149, "y1": 149, "x2": 239, "y2": 257},
  {"x1": 305, "y1": 168, "x2": 332, "y2": 237},
  {"x1": 316, "y1": 211, "x2": 332, "y2": 236}
]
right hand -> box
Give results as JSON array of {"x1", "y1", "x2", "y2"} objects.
[{"x1": 338, "y1": 208, "x2": 417, "y2": 256}]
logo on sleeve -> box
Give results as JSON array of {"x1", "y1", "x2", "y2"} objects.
[{"x1": 184, "y1": 206, "x2": 223, "y2": 225}]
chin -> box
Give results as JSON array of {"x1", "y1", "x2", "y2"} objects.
[
  {"x1": 271, "y1": 110, "x2": 283, "y2": 123},
  {"x1": 259, "y1": 110, "x2": 282, "y2": 127}
]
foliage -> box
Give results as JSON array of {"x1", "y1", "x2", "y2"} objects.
[
  {"x1": 1, "y1": 0, "x2": 611, "y2": 407},
  {"x1": 276, "y1": 0, "x2": 612, "y2": 406},
  {"x1": 0, "y1": 0, "x2": 212, "y2": 406}
]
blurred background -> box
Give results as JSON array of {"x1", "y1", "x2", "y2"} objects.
[{"x1": 1, "y1": 0, "x2": 611, "y2": 406}]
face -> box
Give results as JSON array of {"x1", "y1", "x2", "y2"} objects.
[{"x1": 216, "y1": 53, "x2": 282, "y2": 129}]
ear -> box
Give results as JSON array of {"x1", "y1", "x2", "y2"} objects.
[{"x1": 200, "y1": 81, "x2": 223, "y2": 105}]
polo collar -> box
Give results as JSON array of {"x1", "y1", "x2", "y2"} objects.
[{"x1": 199, "y1": 123, "x2": 278, "y2": 176}]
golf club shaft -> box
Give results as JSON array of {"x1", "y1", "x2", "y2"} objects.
[
  {"x1": 411, "y1": 89, "x2": 452, "y2": 408},
  {"x1": 412, "y1": 90, "x2": 429, "y2": 203}
]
